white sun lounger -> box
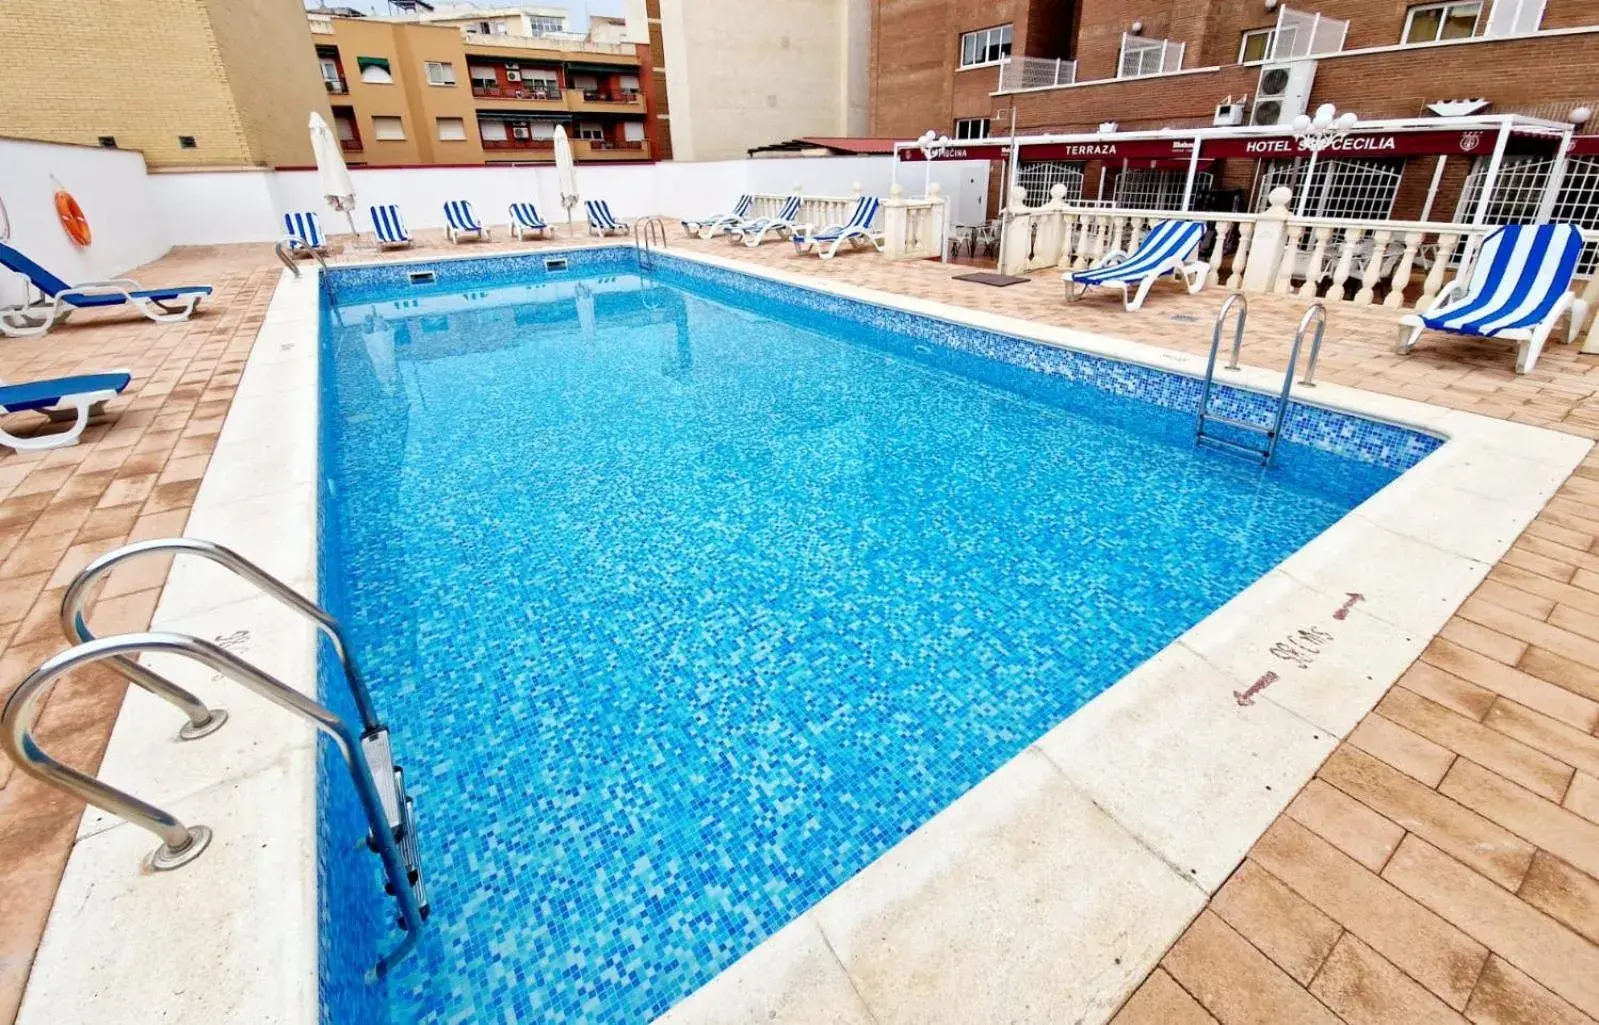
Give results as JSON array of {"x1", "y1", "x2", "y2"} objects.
[{"x1": 1396, "y1": 223, "x2": 1587, "y2": 374}]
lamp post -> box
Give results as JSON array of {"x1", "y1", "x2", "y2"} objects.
[
  {"x1": 916, "y1": 129, "x2": 952, "y2": 196},
  {"x1": 1290, "y1": 103, "x2": 1359, "y2": 217}
]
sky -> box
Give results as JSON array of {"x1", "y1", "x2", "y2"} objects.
[{"x1": 309, "y1": 0, "x2": 625, "y2": 30}]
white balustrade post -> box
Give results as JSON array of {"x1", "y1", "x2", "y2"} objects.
[
  {"x1": 1058, "y1": 210, "x2": 1080, "y2": 269},
  {"x1": 1227, "y1": 221, "x2": 1254, "y2": 291},
  {"x1": 925, "y1": 183, "x2": 947, "y2": 260},
  {"x1": 1328, "y1": 227, "x2": 1362, "y2": 303},
  {"x1": 882, "y1": 184, "x2": 909, "y2": 260},
  {"x1": 997, "y1": 186, "x2": 1034, "y2": 276},
  {"x1": 1032, "y1": 183, "x2": 1068, "y2": 270},
  {"x1": 1420, "y1": 232, "x2": 1458, "y2": 306},
  {"x1": 1299, "y1": 226, "x2": 1332, "y2": 299},
  {"x1": 1383, "y1": 231, "x2": 1422, "y2": 309},
  {"x1": 1274, "y1": 224, "x2": 1306, "y2": 295},
  {"x1": 1578, "y1": 266, "x2": 1599, "y2": 353},
  {"x1": 1206, "y1": 221, "x2": 1233, "y2": 288},
  {"x1": 1243, "y1": 187, "x2": 1292, "y2": 293},
  {"x1": 1354, "y1": 228, "x2": 1392, "y2": 305}
]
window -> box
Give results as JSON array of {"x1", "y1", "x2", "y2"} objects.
[
  {"x1": 469, "y1": 65, "x2": 498, "y2": 89},
  {"x1": 436, "y1": 117, "x2": 467, "y2": 141},
  {"x1": 1115, "y1": 167, "x2": 1213, "y2": 210},
  {"x1": 478, "y1": 119, "x2": 508, "y2": 142},
  {"x1": 623, "y1": 121, "x2": 646, "y2": 142},
  {"x1": 959, "y1": 24, "x2": 1012, "y2": 68},
  {"x1": 1402, "y1": 1, "x2": 1482, "y2": 43},
  {"x1": 576, "y1": 123, "x2": 603, "y2": 140},
  {"x1": 97, "y1": 136, "x2": 117, "y2": 148},
  {"x1": 178, "y1": 135, "x2": 197, "y2": 149},
  {"x1": 424, "y1": 61, "x2": 456, "y2": 86},
  {"x1": 1239, "y1": 28, "x2": 1275, "y2": 62},
  {"x1": 528, "y1": 14, "x2": 563, "y2": 33},
  {"x1": 372, "y1": 116, "x2": 406, "y2": 141},
  {"x1": 1017, "y1": 161, "x2": 1084, "y2": 205},
  {"x1": 954, "y1": 118, "x2": 990, "y2": 140},
  {"x1": 357, "y1": 56, "x2": 393, "y2": 84}
]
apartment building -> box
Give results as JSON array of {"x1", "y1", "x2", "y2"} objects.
[
  {"x1": 871, "y1": 0, "x2": 1599, "y2": 224},
  {"x1": 627, "y1": 0, "x2": 872, "y2": 161},
  {"x1": 308, "y1": 5, "x2": 657, "y2": 166},
  {"x1": 0, "y1": 0, "x2": 332, "y2": 168}
]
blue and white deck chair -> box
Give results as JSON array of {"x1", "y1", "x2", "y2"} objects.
[
  {"x1": 508, "y1": 202, "x2": 551, "y2": 241},
  {"x1": 370, "y1": 204, "x2": 413, "y2": 249},
  {"x1": 444, "y1": 200, "x2": 490, "y2": 243},
  {"x1": 0, "y1": 241, "x2": 212, "y2": 339},
  {"x1": 283, "y1": 211, "x2": 328, "y2": 255},
  {"x1": 1397, "y1": 223, "x2": 1587, "y2": 375},
  {"x1": 682, "y1": 194, "x2": 752, "y2": 238},
  {"x1": 1, "y1": 370, "x2": 132, "y2": 451},
  {"x1": 585, "y1": 200, "x2": 628, "y2": 237},
  {"x1": 1062, "y1": 220, "x2": 1209, "y2": 311},
  {"x1": 792, "y1": 197, "x2": 884, "y2": 260},
  {"x1": 737, "y1": 195, "x2": 804, "y2": 247}
]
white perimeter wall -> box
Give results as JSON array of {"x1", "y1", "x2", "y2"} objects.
[
  {"x1": 1, "y1": 139, "x2": 991, "y2": 294},
  {"x1": 0, "y1": 138, "x2": 169, "y2": 306}
]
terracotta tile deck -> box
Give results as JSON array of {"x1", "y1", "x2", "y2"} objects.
[{"x1": 1, "y1": 228, "x2": 1597, "y2": 1023}]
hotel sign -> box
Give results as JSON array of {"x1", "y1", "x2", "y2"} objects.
[{"x1": 898, "y1": 139, "x2": 1193, "y2": 161}]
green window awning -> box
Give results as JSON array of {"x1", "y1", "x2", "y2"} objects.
[{"x1": 356, "y1": 57, "x2": 391, "y2": 72}]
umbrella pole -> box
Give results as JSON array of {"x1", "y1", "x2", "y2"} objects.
[{"x1": 344, "y1": 209, "x2": 359, "y2": 249}]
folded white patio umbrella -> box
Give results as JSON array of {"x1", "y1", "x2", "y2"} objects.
[
  {"x1": 553, "y1": 124, "x2": 580, "y2": 237},
  {"x1": 309, "y1": 112, "x2": 359, "y2": 239}
]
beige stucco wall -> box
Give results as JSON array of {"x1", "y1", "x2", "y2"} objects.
[
  {"x1": 0, "y1": 0, "x2": 327, "y2": 167},
  {"x1": 203, "y1": 0, "x2": 334, "y2": 167},
  {"x1": 655, "y1": 0, "x2": 871, "y2": 161}
]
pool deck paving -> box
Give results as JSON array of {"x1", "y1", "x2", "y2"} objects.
[{"x1": 1, "y1": 228, "x2": 1598, "y2": 1024}]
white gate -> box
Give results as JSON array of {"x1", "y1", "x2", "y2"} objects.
[
  {"x1": 1456, "y1": 153, "x2": 1599, "y2": 272},
  {"x1": 1113, "y1": 168, "x2": 1214, "y2": 210},
  {"x1": 1016, "y1": 161, "x2": 1085, "y2": 206},
  {"x1": 1253, "y1": 157, "x2": 1404, "y2": 219}
]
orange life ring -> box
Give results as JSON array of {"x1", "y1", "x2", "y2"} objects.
[{"x1": 55, "y1": 188, "x2": 92, "y2": 247}]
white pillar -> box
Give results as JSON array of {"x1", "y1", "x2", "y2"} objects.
[
  {"x1": 1471, "y1": 119, "x2": 1512, "y2": 226},
  {"x1": 1243, "y1": 186, "x2": 1293, "y2": 292}
]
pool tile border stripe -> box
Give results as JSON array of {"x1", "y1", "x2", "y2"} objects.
[{"x1": 16, "y1": 244, "x2": 1592, "y2": 1025}]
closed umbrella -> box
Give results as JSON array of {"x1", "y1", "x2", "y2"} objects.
[
  {"x1": 309, "y1": 112, "x2": 359, "y2": 240},
  {"x1": 553, "y1": 124, "x2": 580, "y2": 237}
]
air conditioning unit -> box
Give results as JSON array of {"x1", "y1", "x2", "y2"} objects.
[
  {"x1": 505, "y1": 69, "x2": 522, "y2": 82},
  {"x1": 1213, "y1": 96, "x2": 1247, "y2": 127},
  {"x1": 1251, "y1": 61, "x2": 1316, "y2": 126}
]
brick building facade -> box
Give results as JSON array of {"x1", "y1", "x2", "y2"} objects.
[{"x1": 871, "y1": 0, "x2": 1599, "y2": 224}]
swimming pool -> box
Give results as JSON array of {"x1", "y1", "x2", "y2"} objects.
[{"x1": 315, "y1": 247, "x2": 1439, "y2": 1023}]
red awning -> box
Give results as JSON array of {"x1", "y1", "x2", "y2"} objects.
[
  {"x1": 1570, "y1": 135, "x2": 1599, "y2": 156},
  {"x1": 900, "y1": 138, "x2": 1194, "y2": 162},
  {"x1": 904, "y1": 128, "x2": 1567, "y2": 163}
]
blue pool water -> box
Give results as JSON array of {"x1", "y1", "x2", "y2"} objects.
[{"x1": 317, "y1": 249, "x2": 1437, "y2": 1023}]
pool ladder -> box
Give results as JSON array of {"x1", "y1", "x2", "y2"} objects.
[
  {"x1": 1193, "y1": 295, "x2": 1327, "y2": 467},
  {"x1": 273, "y1": 234, "x2": 336, "y2": 300},
  {"x1": 0, "y1": 538, "x2": 428, "y2": 975},
  {"x1": 633, "y1": 216, "x2": 667, "y2": 270}
]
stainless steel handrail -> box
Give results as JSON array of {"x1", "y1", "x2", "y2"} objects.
[
  {"x1": 1295, "y1": 301, "x2": 1329, "y2": 387},
  {"x1": 274, "y1": 235, "x2": 334, "y2": 298},
  {"x1": 1194, "y1": 293, "x2": 1248, "y2": 447},
  {"x1": 1263, "y1": 299, "x2": 1325, "y2": 463},
  {"x1": 633, "y1": 216, "x2": 667, "y2": 270},
  {"x1": 62, "y1": 538, "x2": 382, "y2": 733},
  {"x1": 0, "y1": 632, "x2": 424, "y2": 974}
]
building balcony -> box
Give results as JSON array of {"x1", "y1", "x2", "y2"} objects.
[
  {"x1": 573, "y1": 139, "x2": 650, "y2": 161},
  {"x1": 340, "y1": 138, "x2": 363, "y2": 152},
  {"x1": 481, "y1": 138, "x2": 556, "y2": 158},
  {"x1": 471, "y1": 84, "x2": 566, "y2": 111},
  {"x1": 568, "y1": 90, "x2": 645, "y2": 114},
  {"x1": 324, "y1": 78, "x2": 348, "y2": 94}
]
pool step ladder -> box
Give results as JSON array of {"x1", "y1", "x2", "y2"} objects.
[
  {"x1": 633, "y1": 215, "x2": 667, "y2": 270},
  {"x1": 1193, "y1": 296, "x2": 1327, "y2": 467},
  {"x1": 0, "y1": 538, "x2": 428, "y2": 976}
]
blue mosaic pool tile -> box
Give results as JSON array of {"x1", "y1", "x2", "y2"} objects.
[{"x1": 316, "y1": 251, "x2": 1437, "y2": 1024}]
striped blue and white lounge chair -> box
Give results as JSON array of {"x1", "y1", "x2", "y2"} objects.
[
  {"x1": 1, "y1": 370, "x2": 132, "y2": 452},
  {"x1": 585, "y1": 200, "x2": 629, "y2": 237},
  {"x1": 1397, "y1": 223, "x2": 1587, "y2": 375},
  {"x1": 737, "y1": 195, "x2": 804, "y2": 247},
  {"x1": 508, "y1": 202, "x2": 551, "y2": 241},
  {"x1": 444, "y1": 200, "x2": 490, "y2": 244},
  {"x1": 0, "y1": 241, "x2": 212, "y2": 339},
  {"x1": 283, "y1": 211, "x2": 329, "y2": 255},
  {"x1": 791, "y1": 197, "x2": 884, "y2": 260},
  {"x1": 370, "y1": 204, "x2": 413, "y2": 249},
  {"x1": 1062, "y1": 220, "x2": 1209, "y2": 311},
  {"x1": 682, "y1": 195, "x2": 753, "y2": 239}
]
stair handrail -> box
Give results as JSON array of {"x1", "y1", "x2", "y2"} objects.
[
  {"x1": 1264, "y1": 299, "x2": 1325, "y2": 462},
  {"x1": 1195, "y1": 292, "x2": 1248, "y2": 445},
  {"x1": 1295, "y1": 300, "x2": 1329, "y2": 387},
  {"x1": 0, "y1": 631, "x2": 424, "y2": 974},
  {"x1": 62, "y1": 537, "x2": 382, "y2": 734}
]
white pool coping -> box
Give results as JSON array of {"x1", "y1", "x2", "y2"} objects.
[{"x1": 15, "y1": 244, "x2": 1592, "y2": 1025}]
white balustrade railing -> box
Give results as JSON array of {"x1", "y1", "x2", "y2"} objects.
[
  {"x1": 996, "y1": 56, "x2": 1078, "y2": 92},
  {"x1": 994, "y1": 183, "x2": 1599, "y2": 350},
  {"x1": 881, "y1": 184, "x2": 947, "y2": 261}
]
